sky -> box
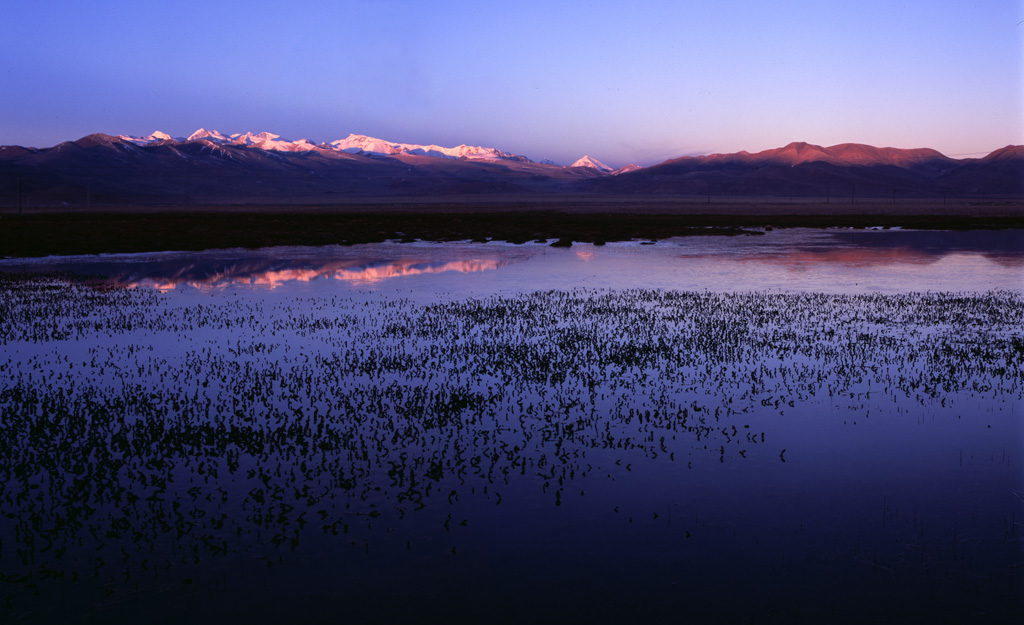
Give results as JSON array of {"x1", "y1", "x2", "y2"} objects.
[{"x1": 3, "y1": 0, "x2": 1022, "y2": 167}]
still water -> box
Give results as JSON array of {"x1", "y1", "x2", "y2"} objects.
[
  {"x1": 4, "y1": 228, "x2": 1022, "y2": 296},
  {"x1": 1, "y1": 229, "x2": 1022, "y2": 623}
]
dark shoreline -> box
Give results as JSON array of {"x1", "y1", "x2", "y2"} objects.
[{"x1": 2, "y1": 200, "x2": 1023, "y2": 258}]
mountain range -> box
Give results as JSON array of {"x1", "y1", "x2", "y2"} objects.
[
  {"x1": 1, "y1": 129, "x2": 1020, "y2": 206},
  {"x1": 123, "y1": 129, "x2": 558, "y2": 163}
]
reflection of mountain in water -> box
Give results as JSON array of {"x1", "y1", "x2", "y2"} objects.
[
  {"x1": 825, "y1": 230, "x2": 1024, "y2": 266},
  {"x1": 72, "y1": 257, "x2": 512, "y2": 290},
  {"x1": 703, "y1": 229, "x2": 1024, "y2": 269}
]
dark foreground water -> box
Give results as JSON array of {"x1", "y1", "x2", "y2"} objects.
[{"x1": 1, "y1": 230, "x2": 1022, "y2": 623}]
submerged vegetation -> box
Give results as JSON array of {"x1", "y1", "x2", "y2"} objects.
[{"x1": 1, "y1": 273, "x2": 1022, "y2": 622}]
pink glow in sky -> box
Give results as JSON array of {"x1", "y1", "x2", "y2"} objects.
[{"x1": 3, "y1": 1, "x2": 1022, "y2": 168}]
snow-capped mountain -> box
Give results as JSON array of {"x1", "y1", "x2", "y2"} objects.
[
  {"x1": 118, "y1": 130, "x2": 181, "y2": 145},
  {"x1": 180, "y1": 129, "x2": 318, "y2": 152},
  {"x1": 611, "y1": 163, "x2": 642, "y2": 175},
  {"x1": 327, "y1": 134, "x2": 534, "y2": 163},
  {"x1": 570, "y1": 155, "x2": 613, "y2": 172},
  {"x1": 121, "y1": 129, "x2": 540, "y2": 163},
  {"x1": 186, "y1": 128, "x2": 230, "y2": 143},
  {"x1": 231, "y1": 132, "x2": 319, "y2": 152},
  {"x1": 119, "y1": 128, "x2": 319, "y2": 152}
]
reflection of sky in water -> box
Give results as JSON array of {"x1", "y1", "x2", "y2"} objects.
[
  {"x1": 1, "y1": 229, "x2": 1022, "y2": 623},
  {"x1": 2, "y1": 229, "x2": 1021, "y2": 296}
]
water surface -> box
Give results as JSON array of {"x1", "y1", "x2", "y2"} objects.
[
  {"x1": 4, "y1": 228, "x2": 1022, "y2": 296},
  {"x1": 1, "y1": 229, "x2": 1021, "y2": 624}
]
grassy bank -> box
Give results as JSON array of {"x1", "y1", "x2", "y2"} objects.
[{"x1": 2, "y1": 200, "x2": 1023, "y2": 258}]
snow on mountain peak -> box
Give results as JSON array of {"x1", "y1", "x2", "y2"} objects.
[
  {"x1": 611, "y1": 163, "x2": 642, "y2": 175},
  {"x1": 187, "y1": 128, "x2": 229, "y2": 143},
  {"x1": 232, "y1": 131, "x2": 280, "y2": 143},
  {"x1": 226, "y1": 131, "x2": 316, "y2": 152},
  {"x1": 119, "y1": 130, "x2": 179, "y2": 145},
  {"x1": 180, "y1": 129, "x2": 316, "y2": 152},
  {"x1": 327, "y1": 134, "x2": 533, "y2": 162},
  {"x1": 571, "y1": 155, "x2": 613, "y2": 172},
  {"x1": 119, "y1": 128, "x2": 533, "y2": 160},
  {"x1": 329, "y1": 134, "x2": 401, "y2": 155}
]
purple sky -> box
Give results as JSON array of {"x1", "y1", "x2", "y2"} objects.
[{"x1": 3, "y1": 0, "x2": 1022, "y2": 167}]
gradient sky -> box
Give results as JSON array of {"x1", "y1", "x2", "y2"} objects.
[{"x1": 3, "y1": 0, "x2": 1022, "y2": 167}]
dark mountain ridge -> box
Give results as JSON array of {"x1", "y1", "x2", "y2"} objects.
[
  {"x1": 1, "y1": 134, "x2": 1020, "y2": 207},
  {"x1": 592, "y1": 141, "x2": 1022, "y2": 199}
]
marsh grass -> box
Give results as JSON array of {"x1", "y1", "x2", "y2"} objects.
[{"x1": 1, "y1": 275, "x2": 1021, "y2": 622}]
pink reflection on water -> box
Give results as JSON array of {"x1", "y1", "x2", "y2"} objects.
[
  {"x1": 703, "y1": 245, "x2": 1024, "y2": 271},
  {"x1": 727, "y1": 246, "x2": 940, "y2": 269},
  {"x1": 123, "y1": 258, "x2": 507, "y2": 291}
]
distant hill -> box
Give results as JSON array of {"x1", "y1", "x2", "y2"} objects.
[
  {"x1": 587, "y1": 142, "x2": 1024, "y2": 199},
  {"x1": 0, "y1": 131, "x2": 1019, "y2": 206}
]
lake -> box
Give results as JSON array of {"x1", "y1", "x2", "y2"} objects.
[{"x1": 1, "y1": 228, "x2": 1022, "y2": 623}]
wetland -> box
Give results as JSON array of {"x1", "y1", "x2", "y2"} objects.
[{"x1": 1, "y1": 229, "x2": 1022, "y2": 623}]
